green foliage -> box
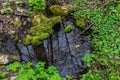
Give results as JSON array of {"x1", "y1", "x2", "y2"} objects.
[
  {"x1": 0, "y1": 72, "x2": 8, "y2": 80},
  {"x1": 72, "y1": 0, "x2": 120, "y2": 80},
  {"x1": 25, "y1": 9, "x2": 33, "y2": 15},
  {"x1": 64, "y1": 25, "x2": 73, "y2": 33},
  {"x1": 82, "y1": 53, "x2": 94, "y2": 67},
  {"x1": 0, "y1": 72, "x2": 6, "y2": 78},
  {"x1": 7, "y1": 62, "x2": 63, "y2": 80},
  {"x1": 28, "y1": 0, "x2": 46, "y2": 10},
  {"x1": 7, "y1": 62, "x2": 22, "y2": 72},
  {"x1": 75, "y1": 18, "x2": 86, "y2": 29}
]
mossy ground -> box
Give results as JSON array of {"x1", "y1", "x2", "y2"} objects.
[{"x1": 73, "y1": 0, "x2": 120, "y2": 79}]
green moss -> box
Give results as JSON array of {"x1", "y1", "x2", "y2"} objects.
[
  {"x1": 23, "y1": 35, "x2": 32, "y2": 45},
  {"x1": 39, "y1": 33, "x2": 49, "y2": 40},
  {"x1": 32, "y1": 14, "x2": 49, "y2": 26},
  {"x1": 50, "y1": 5, "x2": 72, "y2": 16},
  {"x1": 14, "y1": 18, "x2": 20, "y2": 27},
  {"x1": 76, "y1": 18, "x2": 86, "y2": 29},
  {"x1": 24, "y1": 14, "x2": 61, "y2": 45},
  {"x1": 64, "y1": 25, "x2": 73, "y2": 33},
  {"x1": 31, "y1": 36, "x2": 41, "y2": 45}
]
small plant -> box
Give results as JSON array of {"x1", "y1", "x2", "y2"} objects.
[
  {"x1": 28, "y1": 0, "x2": 46, "y2": 10},
  {"x1": 25, "y1": 9, "x2": 33, "y2": 15},
  {"x1": 0, "y1": 72, "x2": 8, "y2": 80},
  {"x1": 7, "y1": 62, "x2": 63, "y2": 80},
  {"x1": 82, "y1": 53, "x2": 94, "y2": 67},
  {"x1": 64, "y1": 25, "x2": 73, "y2": 33}
]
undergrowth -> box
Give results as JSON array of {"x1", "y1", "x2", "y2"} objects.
[
  {"x1": 6, "y1": 62, "x2": 63, "y2": 80},
  {"x1": 73, "y1": 0, "x2": 120, "y2": 80}
]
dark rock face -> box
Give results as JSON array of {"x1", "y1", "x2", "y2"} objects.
[
  {"x1": 43, "y1": 19, "x2": 90, "y2": 77},
  {"x1": 0, "y1": 19, "x2": 90, "y2": 77}
]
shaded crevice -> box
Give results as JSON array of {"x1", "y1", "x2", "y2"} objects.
[
  {"x1": 49, "y1": 36, "x2": 54, "y2": 65},
  {"x1": 62, "y1": 21, "x2": 72, "y2": 56},
  {"x1": 26, "y1": 46, "x2": 33, "y2": 62},
  {"x1": 14, "y1": 43, "x2": 23, "y2": 62},
  {"x1": 32, "y1": 44, "x2": 48, "y2": 65}
]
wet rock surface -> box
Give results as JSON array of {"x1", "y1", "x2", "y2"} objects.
[
  {"x1": 0, "y1": 0, "x2": 90, "y2": 77},
  {"x1": 0, "y1": 18, "x2": 90, "y2": 77},
  {"x1": 43, "y1": 19, "x2": 90, "y2": 77}
]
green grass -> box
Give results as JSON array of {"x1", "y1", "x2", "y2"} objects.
[{"x1": 72, "y1": 0, "x2": 120, "y2": 79}]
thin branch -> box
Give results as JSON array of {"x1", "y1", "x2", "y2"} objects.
[
  {"x1": 99, "y1": 0, "x2": 113, "y2": 9},
  {"x1": 80, "y1": 24, "x2": 92, "y2": 35}
]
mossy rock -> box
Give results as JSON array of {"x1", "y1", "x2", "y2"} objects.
[
  {"x1": 64, "y1": 25, "x2": 73, "y2": 33},
  {"x1": 32, "y1": 14, "x2": 49, "y2": 26},
  {"x1": 23, "y1": 14, "x2": 61, "y2": 45},
  {"x1": 50, "y1": 5, "x2": 72, "y2": 16},
  {"x1": 14, "y1": 18, "x2": 21, "y2": 27},
  {"x1": 75, "y1": 18, "x2": 86, "y2": 29},
  {"x1": 0, "y1": 53, "x2": 20, "y2": 65}
]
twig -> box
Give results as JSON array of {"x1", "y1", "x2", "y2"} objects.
[
  {"x1": 80, "y1": 24, "x2": 92, "y2": 35},
  {"x1": 99, "y1": 0, "x2": 113, "y2": 9}
]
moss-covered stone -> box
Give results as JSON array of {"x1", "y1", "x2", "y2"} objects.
[
  {"x1": 75, "y1": 18, "x2": 86, "y2": 29},
  {"x1": 23, "y1": 14, "x2": 61, "y2": 45},
  {"x1": 64, "y1": 25, "x2": 73, "y2": 33},
  {"x1": 50, "y1": 5, "x2": 72, "y2": 16},
  {"x1": 0, "y1": 53, "x2": 20, "y2": 65},
  {"x1": 32, "y1": 14, "x2": 49, "y2": 26},
  {"x1": 14, "y1": 18, "x2": 21, "y2": 27}
]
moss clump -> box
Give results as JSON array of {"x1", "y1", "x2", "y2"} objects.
[
  {"x1": 32, "y1": 14, "x2": 49, "y2": 26},
  {"x1": 50, "y1": 5, "x2": 72, "y2": 16},
  {"x1": 23, "y1": 14, "x2": 61, "y2": 45},
  {"x1": 75, "y1": 18, "x2": 86, "y2": 29},
  {"x1": 64, "y1": 25, "x2": 73, "y2": 33},
  {"x1": 14, "y1": 18, "x2": 20, "y2": 27}
]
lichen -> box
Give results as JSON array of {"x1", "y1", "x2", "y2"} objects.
[
  {"x1": 64, "y1": 25, "x2": 73, "y2": 33},
  {"x1": 23, "y1": 14, "x2": 61, "y2": 45},
  {"x1": 50, "y1": 5, "x2": 72, "y2": 16}
]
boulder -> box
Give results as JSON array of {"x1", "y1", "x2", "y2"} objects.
[
  {"x1": 50, "y1": 5, "x2": 72, "y2": 16},
  {"x1": 0, "y1": 53, "x2": 20, "y2": 65}
]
